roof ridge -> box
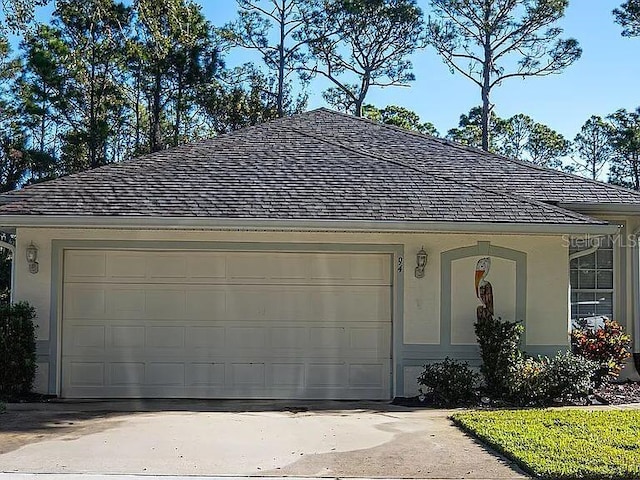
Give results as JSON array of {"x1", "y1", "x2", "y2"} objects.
[
  {"x1": 285, "y1": 123, "x2": 606, "y2": 225},
  {"x1": 313, "y1": 108, "x2": 640, "y2": 199}
]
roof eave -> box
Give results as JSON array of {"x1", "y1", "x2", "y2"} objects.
[
  {"x1": 559, "y1": 203, "x2": 640, "y2": 216},
  {"x1": 0, "y1": 215, "x2": 619, "y2": 235}
]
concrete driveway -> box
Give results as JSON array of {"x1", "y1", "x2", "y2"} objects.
[{"x1": 0, "y1": 401, "x2": 527, "y2": 479}]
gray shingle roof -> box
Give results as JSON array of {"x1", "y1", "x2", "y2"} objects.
[
  {"x1": 0, "y1": 108, "x2": 625, "y2": 226},
  {"x1": 285, "y1": 109, "x2": 640, "y2": 205}
]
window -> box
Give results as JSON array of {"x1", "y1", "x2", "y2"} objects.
[{"x1": 570, "y1": 237, "x2": 614, "y2": 321}]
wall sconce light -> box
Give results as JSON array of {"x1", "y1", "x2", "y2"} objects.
[
  {"x1": 26, "y1": 243, "x2": 39, "y2": 274},
  {"x1": 415, "y1": 246, "x2": 427, "y2": 278}
]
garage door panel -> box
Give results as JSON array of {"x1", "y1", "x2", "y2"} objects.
[
  {"x1": 62, "y1": 249, "x2": 393, "y2": 399},
  {"x1": 64, "y1": 286, "x2": 106, "y2": 319},
  {"x1": 65, "y1": 252, "x2": 106, "y2": 280},
  {"x1": 111, "y1": 362, "x2": 145, "y2": 385},
  {"x1": 147, "y1": 255, "x2": 187, "y2": 279},
  {"x1": 147, "y1": 363, "x2": 185, "y2": 385},
  {"x1": 230, "y1": 363, "x2": 266, "y2": 386},
  {"x1": 187, "y1": 254, "x2": 227, "y2": 279},
  {"x1": 185, "y1": 326, "x2": 225, "y2": 349},
  {"x1": 349, "y1": 364, "x2": 384, "y2": 387},
  {"x1": 307, "y1": 363, "x2": 348, "y2": 387},
  {"x1": 146, "y1": 326, "x2": 184, "y2": 349},
  {"x1": 72, "y1": 325, "x2": 105, "y2": 348},
  {"x1": 187, "y1": 363, "x2": 226, "y2": 386},
  {"x1": 186, "y1": 290, "x2": 227, "y2": 319},
  {"x1": 69, "y1": 362, "x2": 105, "y2": 387},
  {"x1": 271, "y1": 363, "x2": 305, "y2": 386},
  {"x1": 108, "y1": 254, "x2": 147, "y2": 279},
  {"x1": 111, "y1": 289, "x2": 146, "y2": 316},
  {"x1": 64, "y1": 322, "x2": 390, "y2": 359},
  {"x1": 111, "y1": 326, "x2": 145, "y2": 348},
  {"x1": 66, "y1": 251, "x2": 392, "y2": 286}
]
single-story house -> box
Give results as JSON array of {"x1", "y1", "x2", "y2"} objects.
[{"x1": 1, "y1": 108, "x2": 639, "y2": 400}]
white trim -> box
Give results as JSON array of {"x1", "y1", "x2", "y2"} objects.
[
  {"x1": 560, "y1": 203, "x2": 640, "y2": 215},
  {"x1": 0, "y1": 215, "x2": 619, "y2": 235}
]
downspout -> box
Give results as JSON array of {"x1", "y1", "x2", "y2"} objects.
[{"x1": 0, "y1": 239, "x2": 15, "y2": 303}]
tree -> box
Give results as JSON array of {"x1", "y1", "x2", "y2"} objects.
[
  {"x1": 0, "y1": 0, "x2": 49, "y2": 34},
  {"x1": 614, "y1": 0, "x2": 640, "y2": 37},
  {"x1": 0, "y1": 34, "x2": 29, "y2": 191},
  {"x1": 301, "y1": 0, "x2": 426, "y2": 117},
  {"x1": 133, "y1": 0, "x2": 223, "y2": 152},
  {"x1": 363, "y1": 104, "x2": 438, "y2": 135},
  {"x1": 18, "y1": 25, "x2": 69, "y2": 182},
  {"x1": 223, "y1": 0, "x2": 311, "y2": 118},
  {"x1": 499, "y1": 113, "x2": 534, "y2": 160},
  {"x1": 447, "y1": 106, "x2": 570, "y2": 169},
  {"x1": 525, "y1": 122, "x2": 570, "y2": 169},
  {"x1": 608, "y1": 108, "x2": 640, "y2": 190},
  {"x1": 428, "y1": 0, "x2": 582, "y2": 151},
  {"x1": 199, "y1": 71, "x2": 279, "y2": 134},
  {"x1": 572, "y1": 115, "x2": 615, "y2": 180},
  {"x1": 446, "y1": 106, "x2": 506, "y2": 151},
  {"x1": 35, "y1": 0, "x2": 134, "y2": 172}
]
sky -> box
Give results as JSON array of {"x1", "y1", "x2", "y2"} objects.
[
  {"x1": 9, "y1": 0, "x2": 640, "y2": 141},
  {"x1": 197, "y1": 0, "x2": 639, "y2": 141}
]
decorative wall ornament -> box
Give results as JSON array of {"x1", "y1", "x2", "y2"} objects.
[
  {"x1": 26, "y1": 243, "x2": 39, "y2": 274},
  {"x1": 415, "y1": 247, "x2": 427, "y2": 278},
  {"x1": 475, "y1": 257, "x2": 493, "y2": 321}
]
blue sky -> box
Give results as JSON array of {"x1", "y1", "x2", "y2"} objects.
[
  {"x1": 9, "y1": 0, "x2": 640, "y2": 140},
  {"x1": 201, "y1": 0, "x2": 639, "y2": 141}
]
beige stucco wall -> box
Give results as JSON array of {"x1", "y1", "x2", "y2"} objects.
[
  {"x1": 584, "y1": 214, "x2": 640, "y2": 381},
  {"x1": 12, "y1": 227, "x2": 571, "y2": 395}
]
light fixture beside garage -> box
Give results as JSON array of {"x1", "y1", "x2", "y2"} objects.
[
  {"x1": 26, "y1": 243, "x2": 39, "y2": 274},
  {"x1": 415, "y1": 247, "x2": 427, "y2": 278}
]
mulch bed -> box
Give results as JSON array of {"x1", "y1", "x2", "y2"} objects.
[
  {"x1": 393, "y1": 381, "x2": 640, "y2": 408},
  {"x1": 594, "y1": 381, "x2": 640, "y2": 405}
]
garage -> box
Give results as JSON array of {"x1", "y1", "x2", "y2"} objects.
[{"x1": 60, "y1": 248, "x2": 393, "y2": 399}]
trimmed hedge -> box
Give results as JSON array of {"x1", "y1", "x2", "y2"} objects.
[{"x1": 0, "y1": 302, "x2": 37, "y2": 397}]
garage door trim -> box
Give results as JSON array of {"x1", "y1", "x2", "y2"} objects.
[{"x1": 47, "y1": 240, "x2": 405, "y2": 398}]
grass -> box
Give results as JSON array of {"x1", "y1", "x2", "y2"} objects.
[{"x1": 452, "y1": 409, "x2": 640, "y2": 480}]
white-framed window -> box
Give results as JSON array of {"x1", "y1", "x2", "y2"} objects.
[{"x1": 570, "y1": 236, "x2": 614, "y2": 321}]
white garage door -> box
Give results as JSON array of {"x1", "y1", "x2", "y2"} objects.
[{"x1": 61, "y1": 249, "x2": 393, "y2": 399}]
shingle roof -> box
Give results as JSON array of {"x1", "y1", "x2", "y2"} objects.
[
  {"x1": 0, "y1": 108, "x2": 627, "y2": 227},
  {"x1": 285, "y1": 109, "x2": 640, "y2": 205}
]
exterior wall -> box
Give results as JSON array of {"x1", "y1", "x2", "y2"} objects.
[
  {"x1": 586, "y1": 214, "x2": 640, "y2": 380},
  {"x1": 13, "y1": 227, "x2": 571, "y2": 397}
]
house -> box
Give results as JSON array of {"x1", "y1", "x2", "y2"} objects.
[{"x1": 0, "y1": 108, "x2": 638, "y2": 400}]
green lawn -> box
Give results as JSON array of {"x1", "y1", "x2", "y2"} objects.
[{"x1": 451, "y1": 409, "x2": 640, "y2": 480}]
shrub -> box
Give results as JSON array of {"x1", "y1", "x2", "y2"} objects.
[
  {"x1": 417, "y1": 357, "x2": 479, "y2": 407},
  {"x1": 571, "y1": 319, "x2": 631, "y2": 386},
  {"x1": 0, "y1": 302, "x2": 37, "y2": 397},
  {"x1": 541, "y1": 351, "x2": 597, "y2": 402},
  {"x1": 507, "y1": 356, "x2": 547, "y2": 405},
  {"x1": 507, "y1": 352, "x2": 597, "y2": 406},
  {"x1": 474, "y1": 316, "x2": 524, "y2": 398}
]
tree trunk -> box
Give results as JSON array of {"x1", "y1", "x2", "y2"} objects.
[
  {"x1": 174, "y1": 72, "x2": 183, "y2": 148},
  {"x1": 134, "y1": 68, "x2": 141, "y2": 153},
  {"x1": 277, "y1": 0, "x2": 286, "y2": 118},
  {"x1": 481, "y1": 1, "x2": 492, "y2": 152},
  {"x1": 89, "y1": 45, "x2": 98, "y2": 168},
  {"x1": 150, "y1": 68, "x2": 162, "y2": 152}
]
